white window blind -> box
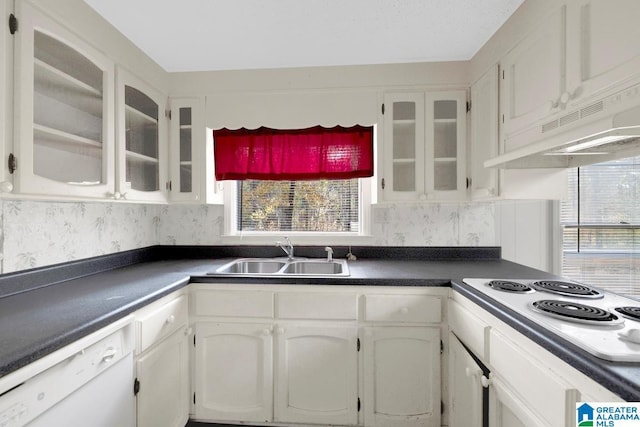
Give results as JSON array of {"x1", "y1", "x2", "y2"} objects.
[
  {"x1": 561, "y1": 156, "x2": 640, "y2": 297},
  {"x1": 237, "y1": 179, "x2": 360, "y2": 233}
]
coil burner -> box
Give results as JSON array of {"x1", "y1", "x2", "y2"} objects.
[
  {"x1": 487, "y1": 280, "x2": 534, "y2": 293},
  {"x1": 531, "y1": 300, "x2": 623, "y2": 325},
  {"x1": 614, "y1": 306, "x2": 640, "y2": 322},
  {"x1": 532, "y1": 280, "x2": 602, "y2": 299}
]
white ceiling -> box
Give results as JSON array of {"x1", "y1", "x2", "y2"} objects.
[{"x1": 84, "y1": 0, "x2": 525, "y2": 72}]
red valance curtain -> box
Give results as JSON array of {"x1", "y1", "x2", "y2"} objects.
[{"x1": 213, "y1": 125, "x2": 374, "y2": 181}]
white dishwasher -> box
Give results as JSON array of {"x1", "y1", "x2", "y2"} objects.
[{"x1": 0, "y1": 320, "x2": 135, "y2": 427}]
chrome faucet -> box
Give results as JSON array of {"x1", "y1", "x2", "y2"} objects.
[{"x1": 276, "y1": 237, "x2": 294, "y2": 260}]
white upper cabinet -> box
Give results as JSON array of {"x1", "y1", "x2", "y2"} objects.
[
  {"x1": 381, "y1": 90, "x2": 467, "y2": 202},
  {"x1": 470, "y1": 66, "x2": 500, "y2": 199},
  {"x1": 565, "y1": 0, "x2": 640, "y2": 104},
  {"x1": 168, "y1": 97, "x2": 203, "y2": 203},
  {"x1": 500, "y1": 0, "x2": 640, "y2": 152},
  {"x1": 13, "y1": 1, "x2": 115, "y2": 198},
  {"x1": 382, "y1": 92, "x2": 426, "y2": 200},
  {"x1": 116, "y1": 67, "x2": 168, "y2": 202},
  {"x1": 500, "y1": 3, "x2": 567, "y2": 152}
]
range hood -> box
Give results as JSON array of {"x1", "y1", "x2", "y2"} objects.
[{"x1": 485, "y1": 83, "x2": 640, "y2": 169}]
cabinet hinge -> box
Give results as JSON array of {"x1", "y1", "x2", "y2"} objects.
[
  {"x1": 193, "y1": 334, "x2": 196, "y2": 347},
  {"x1": 381, "y1": 178, "x2": 385, "y2": 190},
  {"x1": 440, "y1": 340, "x2": 444, "y2": 354},
  {"x1": 133, "y1": 378, "x2": 140, "y2": 396},
  {"x1": 501, "y1": 114, "x2": 505, "y2": 124},
  {"x1": 8, "y1": 14, "x2": 17, "y2": 35},
  {"x1": 166, "y1": 180, "x2": 172, "y2": 191},
  {"x1": 466, "y1": 177, "x2": 471, "y2": 189},
  {"x1": 193, "y1": 392, "x2": 196, "y2": 405},
  {"x1": 8, "y1": 153, "x2": 17, "y2": 174},
  {"x1": 357, "y1": 397, "x2": 361, "y2": 412},
  {"x1": 441, "y1": 400, "x2": 445, "y2": 415},
  {"x1": 165, "y1": 109, "x2": 171, "y2": 119},
  {"x1": 502, "y1": 69, "x2": 505, "y2": 79},
  {"x1": 466, "y1": 101, "x2": 471, "y2": 113},
  {"x1": 357, "y1": 338, "x2": 360, "y2": 352},
  {"x1": 381, "y1": 103, "x2": 385, "y2": 115}
]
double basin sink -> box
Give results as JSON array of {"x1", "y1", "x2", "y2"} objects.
[{"x1": 212, "y1": 258, "x2": 350, "y2": 277}]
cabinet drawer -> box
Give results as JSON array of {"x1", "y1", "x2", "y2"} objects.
[
  {"x1": 364, "y1": 294, "x2": 441, "y2": 323},
  {"x1": 193, "y1": 290, "x2": 274, "y2": 318},
  {"x1": 137, "y1": 294, "x2": 188, "y2": 353},
  {"x1": 489, "y1": 329, "x2": 578, "y2": 427},
  {"x1": 277, "y1": 292, "x2": 357, "y2": 320},
  {"x1": 448, "y1": 299, "x2": 489, "y2": 358}
]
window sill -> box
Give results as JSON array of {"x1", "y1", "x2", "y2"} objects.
[{"x1": 220, "y1": 233, "x2": 375, "y2": 246}]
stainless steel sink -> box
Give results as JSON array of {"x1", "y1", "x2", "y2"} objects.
[
  {"x1": 281, "y1": 260, "x2": 346, "y2": 275},
  {"x1": 213, "y1": 258, "x2": 350, "y2": 277},
  {"x1": 217, "y1": 259, "x2": 286, "y2": 274}
]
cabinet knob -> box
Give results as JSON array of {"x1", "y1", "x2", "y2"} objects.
[
  {"x1": 166, "y1": 314, "x2": 176, "y2": 324},
  {"x1": 0, "y1": 181, "x2": 13, "y2": 193},
  {"x1": 480, "y1": 374, "x2": 492, "y2": 388},
  {"x1": 262, "y1": 328, "x2": 271, "y2": 336},
  {"x1": 277, "y1": 327, "x2": 285, "y2": 335},
  {"x1": 399, "y1": 307, "x2": 409, "y2": 314}
]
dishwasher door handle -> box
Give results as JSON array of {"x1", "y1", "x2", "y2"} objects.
[{"x1": 100, "y1": 347, "x2": 118, "y2": 364}]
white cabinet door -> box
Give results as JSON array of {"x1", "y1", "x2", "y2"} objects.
[
  {"x1": 382, "y1": 92, "x2": 426, "y2": 200},
  {"x1": 500, "y1": 3, "x2": 567, "y2": 151},
  {"x1": 14, "y1": 1, "x2": 115, "y2": 198},
  {"x1": 488, "y1": 376, "x2": 546, "y2": 427},
  {"x1": 193, "y1": 322, "x2": 273, "y2": 423},
  {"x1": 274, "y1": 325, "x2": 358, "y2": 425},
  {"x1": 363, "y1": 326, "x2": 441, "y2": 427},
  {"x1": 566, "y1": 0, "x2": 640, "y2": 104},
  {"x1": 470, "y1": 66, "x2": 499, "y2": 199},
  {"x1": 116, "y1": 66, "x2": 168, "y2": 202},
  {"x1": 136, "y1": 327, "x2": 189, "y2": 427},
  {"x1": 169, "y1": 97, "x2": 203, "y2": 202},
  {"x1": 425, "y1": 90, "x2": 467, "y2": 200},
  {"x1": 448, "y1": 333, "x2": 483, "y2": 427}
]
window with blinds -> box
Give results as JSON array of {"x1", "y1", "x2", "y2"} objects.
[
  {"x1": 237, "y1": 179, "x2": 360, "y2": 233},
  {"x1": 561, "y1": 156, "x2": 640, "y2": 297}
]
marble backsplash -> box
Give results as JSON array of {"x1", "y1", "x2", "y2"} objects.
[{"x1": 0, "y1": 198, "x2": 498, "y2": 273}]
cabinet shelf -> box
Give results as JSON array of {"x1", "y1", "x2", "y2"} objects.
[
  {"x1": 434, "y1": 118, "x2": 458, "y2": 124},
  {"x1": 126, "y1": 150, "x2": 159, "y2": 164},
  {"x1": 34, "y1": 124, "x2": 102, "y2": 153},
  {"x1": 34, "y1": 59, "x2": 103, "y2": 117},
  {"x1": 392, "y1": 158, "x2": 417, "y2": 163},
  {"x1": 393, "y1": 119, "x2": 417, "y2": 125},
  {"x1": 125, "y1": 104, "x2": 157, "y2": 124},
  {"x1": 434, "y1": 157, "x2": 457, "y2": 162}
]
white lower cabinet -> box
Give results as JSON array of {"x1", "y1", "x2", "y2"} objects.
[
  {"x1": 448, "y1": 333, "x2": 483, "y2": 427},
  {"x1": 136, "y1": 328, "x2": 190, "y2": 427},
  {"x1": 189, "y1": 285, "x2": 445, "y2": 427},
  {"x1": 193, "y1": 322, "x2": 274, "y2": 422},
  {"x1": 275, "y1": 325, "x2": 359, "y2": 425},
  {"x1": 134, "y1": 291, "x2": 190, "y2": 427},
  {"x1": 363, "y1": 326, "x2": 441, "y2": 427}
]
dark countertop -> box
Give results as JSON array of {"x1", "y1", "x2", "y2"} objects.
[{"x1": 0, "y1": 245, "x2": 637, "y2": 402}]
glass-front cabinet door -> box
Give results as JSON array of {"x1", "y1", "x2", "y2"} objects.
[
  {"x1": 169, "y1": 97, "x2": 203, "y2": 202},
  {"x1": 425, "y1": 91, "x2": 467, "y2": 199},
  {"x1": 116, "y1": 67, "x2": 167, "y2": 202},
  {"x1": 14, "y1": 1, "x2": 115, "y2": 198},
  {"x1": 382, "y1": 92, "x2": 425, "y2": 201}
]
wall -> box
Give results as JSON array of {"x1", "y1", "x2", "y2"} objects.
[{"x1": 0, "y1": 198, "x2": 503, "y2": 274}]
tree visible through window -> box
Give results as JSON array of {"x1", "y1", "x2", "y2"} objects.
[
  {"x1": 237, "y1": 179, "x2": 360, "y2": 232},
  {"x1": 561, "y1": 156, "x2": 640, "y2": 297}
]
